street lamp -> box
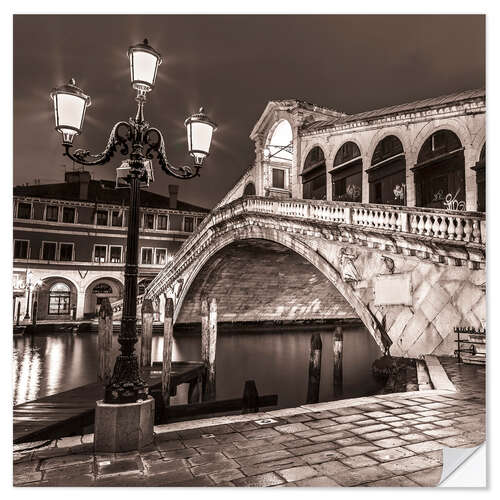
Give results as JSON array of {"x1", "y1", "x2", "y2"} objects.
[{"x1": 50, "y1": 39, "x2": 217, "y2": 405}]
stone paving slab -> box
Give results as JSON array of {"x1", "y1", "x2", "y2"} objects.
[{"x1": 13, "y1": 356, "x2": 485, "y2": 487}]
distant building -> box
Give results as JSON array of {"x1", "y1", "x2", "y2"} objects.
[
  {"x1": 219, "y1": 89, "x2": 485, "y2": 213},
  {"x1": 13, "y1": 171, "x2": 209, "y2": 322}
]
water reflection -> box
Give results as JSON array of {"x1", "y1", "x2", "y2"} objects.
[{"x1": 13, "y1": 325, "x2": 383, "y2": 409}]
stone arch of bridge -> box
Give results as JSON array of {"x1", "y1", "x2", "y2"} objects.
[{"x1": 169, "y1": 223, "x2": 387, "y2": 351}]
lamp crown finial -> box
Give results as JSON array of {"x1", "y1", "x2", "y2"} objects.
[
  {"x1": 144, "y1": 38, "x2": 149, "y2": 45},
  {"x1": 69, "y1": 78, "x2": 76, "y2": 85},
  {"x1": 199, "y1": 107, "x2": 205, "y2": 113}
]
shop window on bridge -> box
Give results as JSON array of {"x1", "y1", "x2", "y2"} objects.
[
  {"x1": 367, "y1": 135, "x2": 406, "y2": 205},
  {"x1": 413, "y1": 130, "x2": 465, "y2": 210},
  {"x1": 48, "y1": 282, "x2": 71, "y2": 315},
  {"x1": 272, "y1": 168, "x2": 285, "y2": 189},
  {"x1": 302, "y1": 147, "x2": 326, "y2": 200},
  {"x1": 330, "y1": 142, "x2": 362, "y2": 202},
  {"x1": 472, "y1": 144, "x2": 485, "y2": 212},
  {"x1": 243, "y1": 182, "x2": 256, "y2": 196}
]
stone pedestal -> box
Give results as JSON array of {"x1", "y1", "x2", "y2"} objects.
[{"x1": 94, "y1": 396, "x2": 154, "y2": 453}]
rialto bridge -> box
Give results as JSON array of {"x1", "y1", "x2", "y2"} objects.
[
  {"x1": 110, "y1": 88, "x2": 486, "y2": 358},
  {"x1": 144, "y1": 196, "x2": 485, "y2": 358}
]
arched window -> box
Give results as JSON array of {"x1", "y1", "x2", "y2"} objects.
[
  {"x1": 368, "y1": 136, "x2": 406, "y2": 205},
  {"x1": 413, "y1": 130, "x2": 465, "y2": 210},
  {"x1": 243, "y1": 182, "x2": 256, "y2": 196},
  {"x1": 48, "y1": 282, "x2": 71, "y2": 315},
  {"x1": 331, "y1": 142, "x2": 362, "y2": 202},
  {"x1": 473, "y1": 143, "x2": 485, "y2": 212},
  {"x1": 302, "y1": 147, "x2": 326, "y2": 200},
  {"x1": 266, "y1": 120, "x2": 293, "y2": 162}
]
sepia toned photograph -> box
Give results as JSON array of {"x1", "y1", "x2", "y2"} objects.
[{"x1": 12, "y1": 13, "x2": 485, "y2": 487}]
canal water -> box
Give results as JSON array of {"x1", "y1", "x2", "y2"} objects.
[{"x1": 13, "y1": 325, "x2": 384, "y2": 408}]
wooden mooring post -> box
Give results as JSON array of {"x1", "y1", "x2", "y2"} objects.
[
  {"x1": 333, "y1": 326, "x2": 343, "y2": 396},
  {"x1": 97, "y1": 297, "x2": 113, "y2": 384},
  {"x1": 32, "y1": 301, "x2": 38, "y2": 326},
  {"x1": 201, "y1": 297, "x2": 217, "y2": 401},
  {"x1": 162, "y1": 297, "x2": 174, "y2": 407},
  {"x1": 140, "y1": 298, "x2": 154, "y2": 368},
  {"x1": 242, "y1": 380, "x2": 259, "y2": 413},
  {"x1": 16, "y1": 301, "x2": 21, "y2": 326},
  {"x1": 307, "y1": 333, "x2": 322, "y2": 404}
]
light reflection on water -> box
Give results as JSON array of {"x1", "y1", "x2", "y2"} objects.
[{"x1": 13, "y1": 326, "x2": 383, "y2": 408}]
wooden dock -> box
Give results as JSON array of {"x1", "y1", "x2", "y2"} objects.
[{"x1": 13, "y1": 362, "x2": 205, "y2": 444}]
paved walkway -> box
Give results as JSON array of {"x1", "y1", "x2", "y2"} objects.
[{"x1": 13, "y1": 356, "x2": 485, "y2": 487}]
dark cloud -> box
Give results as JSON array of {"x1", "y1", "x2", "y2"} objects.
[{"x1": 13, "y1": 15, "x2": 485, "y2": 208}]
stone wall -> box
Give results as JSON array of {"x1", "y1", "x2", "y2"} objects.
[{"x1": 176, "y1": 239, "x2": 356, "y2": 324}]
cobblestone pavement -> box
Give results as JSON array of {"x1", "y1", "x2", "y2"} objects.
[{"x1": 13, "y1": 356, "x2": 485, "y2": 487}]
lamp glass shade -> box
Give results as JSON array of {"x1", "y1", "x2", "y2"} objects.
[
  {"x1": 128, "y1": 40, "x2": 162, "y2": 92},
  {"x1": 50, "y1": 79, "x2": 90, "y2": 144},
  {"x1": 185, "y1": 108, "x2": 217, "y2": 165}
]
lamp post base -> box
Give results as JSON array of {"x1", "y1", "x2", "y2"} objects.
[{"x1": 94, "y1": 396, "x2": 154, "y2": 453}]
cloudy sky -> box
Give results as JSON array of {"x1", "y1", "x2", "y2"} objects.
[{"x1": 13, "y1": 15, "x2": 484, "y2": 209}]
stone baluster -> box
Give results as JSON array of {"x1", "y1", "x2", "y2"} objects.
[
  {"x1": 417, "y1": 215, "x2": 425, "y2": 235},
  {"x1": 455, "y1": 217, "x2": 464, "y2": 241},
  {"x1": 447, "y1": 216, "x2": 456, "y2": 240},
  {"x1": 463, "y1": 218, "x2": 473, "y2": 242},
  {"x1": 432, "y1": 216, "x2": 440, "y2": 237},
  {"x1": 472, "y1": 219, "x2": 481, "y2": 243},
  {"x1": 389, "y1": 211, "x2": 397, "y2": 230},
  {"x1": 438, "y1": 217, "x2": 448, "y2": 239}
]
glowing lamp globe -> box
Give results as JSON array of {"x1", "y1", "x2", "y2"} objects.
[
  {"x1": 184, "y1": 108, "x2": 217, "y2": 166},
  {"x1": 50, "y1": 79, "x2": 91, "y2": 145},
  {"x1": 128, "y1": 39, "x2": 162, "y2": 96}
]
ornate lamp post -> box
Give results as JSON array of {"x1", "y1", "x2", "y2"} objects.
[
  {"x1": 50, "y1": 39, "x2": 217, "y2": 405},
  {"x1": 23, "y1": 270, "x2": 34, "y2": 320}
]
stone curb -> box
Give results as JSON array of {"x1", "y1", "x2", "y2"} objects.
[{"x1": 14, "y1": 378, "x2": 457, "y2": 459}]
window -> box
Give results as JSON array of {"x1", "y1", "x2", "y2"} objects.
[
  {"x1": 96, "y1": 210, "x2": 108, "y2": 226},
  {"x1": 17, "y1": 202, "x2": 32, "y2": 219},
  {"x1": 42, "y1": 242, "x2": 57, "y2": 260},
  {"x1": 111, "y1": 210, "x2": 123, "y2": 227},
  {"x1": 155, "y1": 248, "x2": 167, "y2": 265},
  {"x1": 302, "y1": 147, "x2": 327, "y2": 200},
  {"x1": 157, "y1": 215, "x2": 168, "y2": 230},
  {"x1": 141, "y1": 248, "x2": 153, "y2": 265},
  {"x1": 92, "y1": 283, "x2": 113, "y2": 294},
  {"x1": 184, "y1": 217, "x2": 194, "y2": 232},
  {"x1": 196, "y1": 217, "x2": 204, "y2": 228},
  {"x1": 14, "y1": 240, "x2": 29, "y2": 259},
  {"x1": 59, "y1": 243, "x2": 74, "y2": 262},
  {"x1": 48, "y1": 282, "x2": 71, "y2": 315},
  {"x1": 144, "y1": 213, "x2": 155, "y2": 229},
  {"x1": 62, "y1": 207, "x2": 76, "y2": 223},
  {"x1": 46, "y1": 205, "x2": 59, "y2": 222},
  {"x1": 272, "y1": 168, "x2": 285, "y2": 189},
  {"x1": 109, "y1": 246, "x2": 122, "y2": 263},
  {"x1": 93, "y1": 245, "x2": 107, "y2": 263}
]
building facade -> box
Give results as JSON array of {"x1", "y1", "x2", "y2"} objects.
[
  {"x1": 13, "y1": 171, "x2": 208, "y2": 322},
  {"x1": 218, "y1": 89, "x2": 485, "y2": 214}
]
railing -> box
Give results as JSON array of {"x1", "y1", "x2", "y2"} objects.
[
  {"x1": 146, "y1": 196, "x2": 485, "y2": 299},
  {"x1": 212, "y1": 197, "x2": 485, "y2": 244},
  {"x1": 111, "y1": 294, "x2": 145, "y2": 316}
]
